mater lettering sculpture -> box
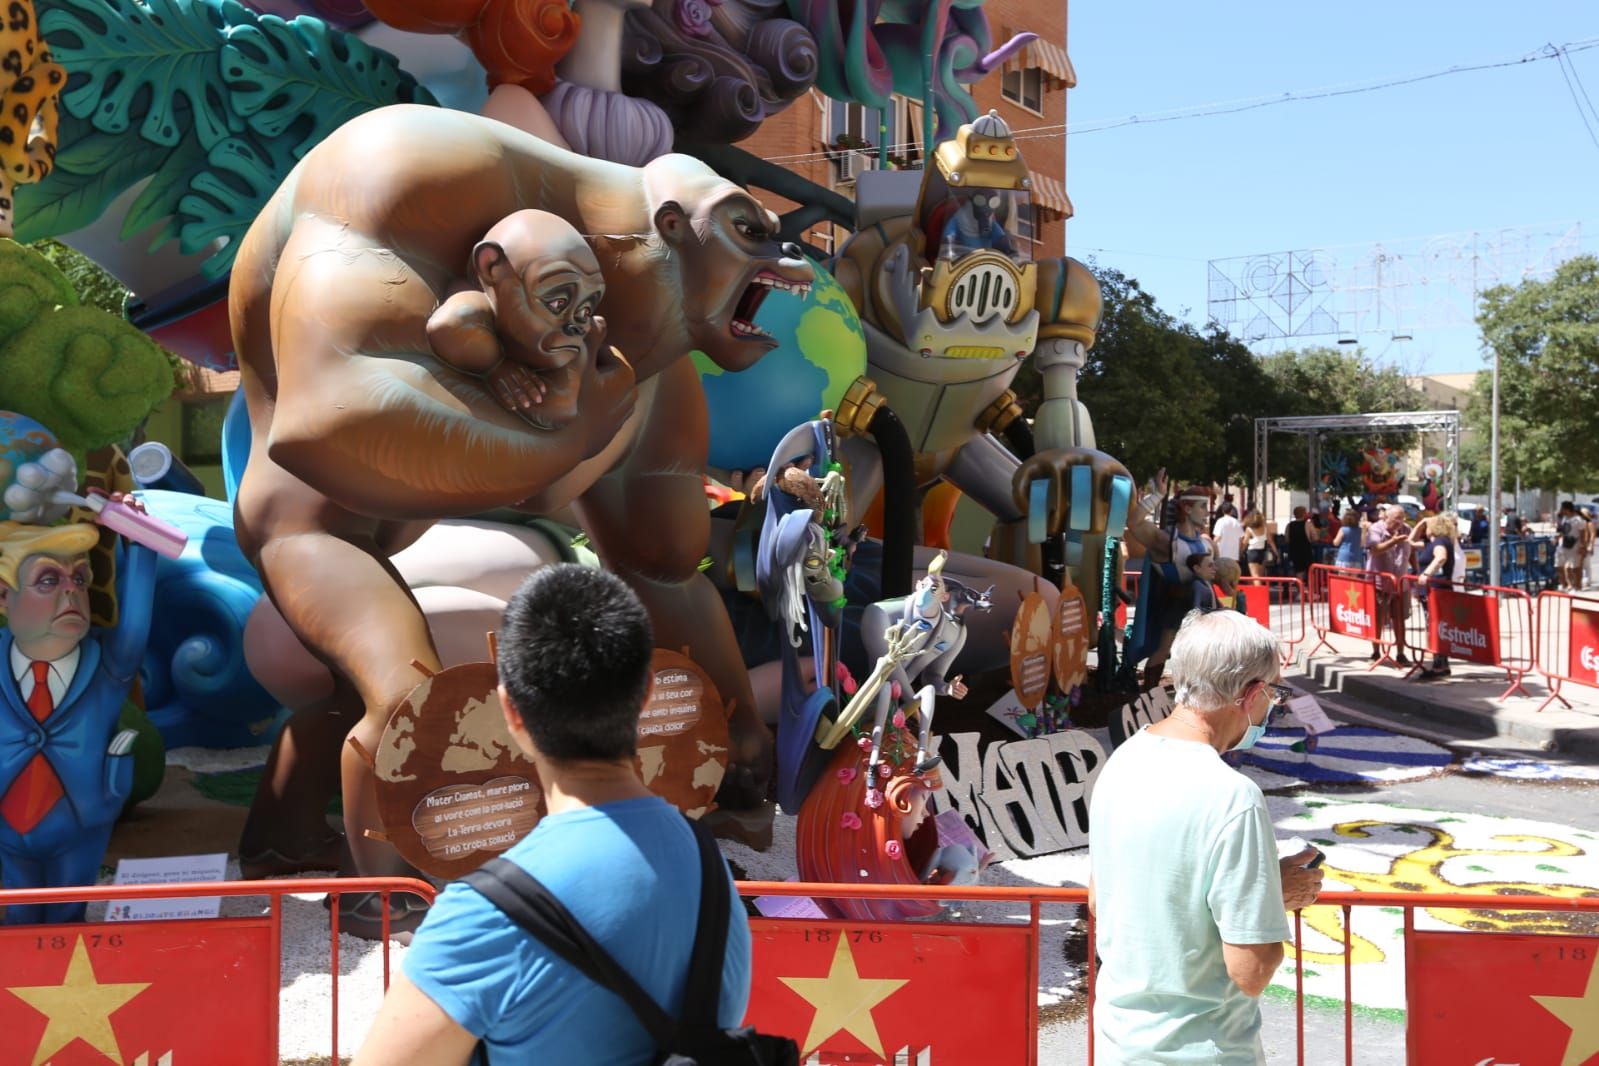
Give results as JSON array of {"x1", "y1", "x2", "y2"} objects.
[{"x1": 228, "y1": 104, "x2": 811, "y2": 934}]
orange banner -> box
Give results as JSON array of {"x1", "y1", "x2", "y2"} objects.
[{"x1": 743, "y1": 918, "x2": 1033, "y2": 1064}]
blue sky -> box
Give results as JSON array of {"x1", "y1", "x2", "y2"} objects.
[{"x1": 1060, "y1": 3, "x2": 1599, "y2": 374}]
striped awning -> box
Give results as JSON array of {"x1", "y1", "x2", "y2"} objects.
[
  {"x1": 1004, "y1": 31, "x2": 1076, "y2": 89},
  {"x1": 1029, "y1": 172, "x2": 1073, "y2": 219}
]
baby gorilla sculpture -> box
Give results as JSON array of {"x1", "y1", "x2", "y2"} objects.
[{"x1": 426, "y1": 210, "x2": 603, "y2": 428}]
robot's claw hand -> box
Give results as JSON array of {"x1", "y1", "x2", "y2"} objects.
[{"x1": 1013, "y1": 448, "x2": 1134, "y2": 543}]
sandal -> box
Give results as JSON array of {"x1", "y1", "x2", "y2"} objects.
[{"x1": 239, "y1": 834, "x2": 345, "y2": 880}]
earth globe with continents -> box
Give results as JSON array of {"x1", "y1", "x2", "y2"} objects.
[{"x1": 694, "y1": 259, "x2": 866, "y2": 472}]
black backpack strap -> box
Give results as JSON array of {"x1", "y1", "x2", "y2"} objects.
[
  {"x1": 462, "y1": 858, "x2": 678, "y2": 1048},
  {"x1": 679, "y1": 815, "x2": 732, "y2": 1035}
]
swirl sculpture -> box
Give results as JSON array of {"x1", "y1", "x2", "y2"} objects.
[
  {"x1": 789, "y1": 0, "x2": 1034, "y2": 142},
  {"x1": 361, "y1": 0, "x2": 582, "y2": 95},
  {"x1": 619, "y1": 0, "x2": 818, "y2": 145}
]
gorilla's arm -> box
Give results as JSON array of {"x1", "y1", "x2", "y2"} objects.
[
  {"x1": 262, "y1": 226, "x2": 634, "y2": 520},
  {"x1": 574, "y1": 358, "x2": 771, "y2": 802}
]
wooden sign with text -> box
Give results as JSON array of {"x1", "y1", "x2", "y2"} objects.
[
  {"x1": 375, "y1": 662, "x2": 545, "y2": 880},
  {"x1": 1051, "y1": 584, "x2": 1090, "y2": 692},
  {"x1": 1008, "y1": 593, "x2": 1053, "y2": 709},
  {"x1": 374, "y1": 649, "x2": 731, "y2": 878}
]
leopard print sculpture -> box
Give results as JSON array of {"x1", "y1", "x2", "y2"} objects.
[{"x1": 0, "y1": 1, "x2": 64, "y2": 237}]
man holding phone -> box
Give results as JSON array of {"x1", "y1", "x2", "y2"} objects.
[{"x1": 1088, "y1": 611, "x2": 1324, "y2": 1064}]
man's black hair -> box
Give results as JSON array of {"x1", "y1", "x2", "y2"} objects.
[
  {"x1": 1561, "y1": 500, "x2": 1576, "y2": 513},
  {"x1": 1185, "y1": 551, "x2": 1212, "y2": 571},
  {"x1": 496, "y1": 565, "x2": 654, "y2": 762}
]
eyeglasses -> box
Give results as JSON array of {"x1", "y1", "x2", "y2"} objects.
[{"x1": 1264, "y1": 682, "x2": 1295, "y2": 707}]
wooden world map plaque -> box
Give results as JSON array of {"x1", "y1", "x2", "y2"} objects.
[
  {"x1": 373, "y1": 647, "x2": 731, "y2": 878},
  {"x1": 1008, "y1": 592, "x2": 1053, "y2": 710}
]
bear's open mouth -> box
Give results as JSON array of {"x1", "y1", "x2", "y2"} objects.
[{"x1": 730, "y1": 269, "x2": 812, "y2": 339}]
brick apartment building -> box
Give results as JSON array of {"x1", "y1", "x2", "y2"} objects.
[{"x1": 737, "y1": 0, "x2": 1075, "y2": 259}]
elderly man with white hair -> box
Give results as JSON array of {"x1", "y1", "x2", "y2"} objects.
[{"x1": 1087, "y1": 611, "x2": 1324, "y2": 1064}]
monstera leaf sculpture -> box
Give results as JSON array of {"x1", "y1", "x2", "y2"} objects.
[{"x1": 16, "y1": 0, "x2": 437, "y2": 278}]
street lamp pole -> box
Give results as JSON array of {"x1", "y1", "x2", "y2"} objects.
[{"x1": 1488, "y1": 342, "x2": 1501, "y2": 586}]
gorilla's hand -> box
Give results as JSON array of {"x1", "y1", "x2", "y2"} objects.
[{"x1": 3, "y1": 448, "x2": 78, "y2": 524}]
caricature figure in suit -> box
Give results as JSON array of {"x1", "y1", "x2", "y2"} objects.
[{"x1": 0, "y1": 513, "x2": 152, "y2": 924}]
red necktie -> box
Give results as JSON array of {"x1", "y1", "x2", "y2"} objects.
[{"x1": 1, "y1": 661, "x2": 65, "y2": 834}]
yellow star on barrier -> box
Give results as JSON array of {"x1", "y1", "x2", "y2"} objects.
[
  {"x1": 1345, "y1": 584, "x2": 1363, "y2": 611},
  {"x1": 1532, "y1": 955, "x2": 1599, "y2": 1066},
  {"x1": 6, "y1": 936, "x2": 150, "y2": 1066},
  {"x1": 779, "y1": 934, "x2": 909, "y2": 1056}
]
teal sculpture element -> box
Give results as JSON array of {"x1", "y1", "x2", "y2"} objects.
[
  {"x1": 20, "y1": 0, "x2": 437, "y2": 278},
  {"x1": 695, "y1": 258, "x2": 867, "y2": 472}
]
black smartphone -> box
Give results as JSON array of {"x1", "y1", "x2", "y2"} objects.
[{"x1": 1305, "y1": 849, "x2": 1327, "y2": 870}]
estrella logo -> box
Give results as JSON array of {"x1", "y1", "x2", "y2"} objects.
[
  {"x1": 1581, "y1": 645, "x2": 1599, "y2": 673},
  {"x1": 1438, "y1": 623, "x2": 1488, "y2": 649},
  {"x1": 1335, "y1": 604, "x2": 1372, "y2": 629}
]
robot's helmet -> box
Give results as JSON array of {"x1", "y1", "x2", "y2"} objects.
[{"x1": 934, "y1": 109, "x2": 1032, "y2": 193}]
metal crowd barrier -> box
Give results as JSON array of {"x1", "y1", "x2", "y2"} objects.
[
  {"x1": 1533, "y1": 589, "x2": 1599, "y2": 712},
  {"x1": 0, "y1": 876, "x2": 436, "y2": 1066},
  {"x1": 4, "y1": 876, "x2": 1599, "y2": 1063},
  {"x1": 1400, "y1": 574, "x2": 1536, "y2": 699},
  {"x1": 1306, "y1": 564, "x2": 1406, "y2": 669},
  {"x1": 1237, "y1": 575, "x2": 1307, "y2": 666}
]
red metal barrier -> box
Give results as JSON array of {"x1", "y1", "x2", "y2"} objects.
[
  {"x1": 5, "y1": 876, "x2": 1599, "y2": 1063},
  {"x1": 0, "y1": 877, "x2": 434, "y2": 1065},
  {"x1": 1534, "y1": 590, "x2": 1599, "y2": 712},
  {"x1": 1401, "y1": 575, "x2": 1536, "y2": 699},
  {"x1": 1237, "y1": 576, "x2": 1307, "y2": 665},
  {"x1": 1114, "y1": 568, "x2": 1141, "y2": 633},
  {"x1": 1307, "y1": 564, "x2": 1407, "y2": 668},
  {"x1": 741, "y1": 880, "x2": 1599, "y2": 1066}
]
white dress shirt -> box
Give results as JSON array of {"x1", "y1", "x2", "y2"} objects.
[{"x1": 10, "y1": 643, "x2": 81, "y2": 708}]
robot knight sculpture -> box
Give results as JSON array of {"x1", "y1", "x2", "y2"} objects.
[{"x1": 827, "y1": 111, "x2": 1133, "y2": 646}]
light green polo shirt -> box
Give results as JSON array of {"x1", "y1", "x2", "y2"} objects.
[{"x1": 1088, "y1": 728, "x2": 1293, "y2": 1065}]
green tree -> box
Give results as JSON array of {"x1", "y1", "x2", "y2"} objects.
[
  {"x1": 1465, "y1": 254, "x2": 1599, "y2": 491},
  {"x1": 29, "y1": 239, "x2": 130, "y2": 316},
  {"x1": 1256, "y1": 346, "x2": 1432, "y2": 492}
]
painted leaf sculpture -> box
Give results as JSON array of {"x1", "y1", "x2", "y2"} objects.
[
  {"x1": 18, "y1": 0, "x2": 436, "y2": 276},
  {"x1": 0, "y1": 240, "x2": 172, "y2": 466},
  {"x1": 0, "y1": 1, "x2": 66, "y2": 237}
]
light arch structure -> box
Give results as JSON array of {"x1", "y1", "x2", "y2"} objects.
[{"x1": 1252, "y1": 410, "x2": 1462, "y2": 519}]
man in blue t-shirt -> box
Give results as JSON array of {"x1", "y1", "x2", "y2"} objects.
[{"x1": 353, "y1": 566, "x2": 751, "y2": 1065}]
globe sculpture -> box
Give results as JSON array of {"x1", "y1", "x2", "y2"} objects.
[{"x1": 696, "y1": 259, "x2": 867, "y2": 472}]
